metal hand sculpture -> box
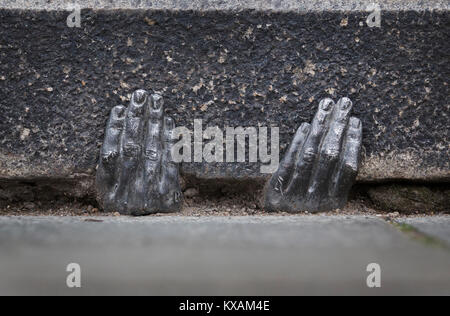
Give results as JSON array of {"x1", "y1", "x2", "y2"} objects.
[
  {"x1": 96, "y1": 89, "x2": 182, "y2": 215},
  {"x1": 265, "y1": 97, "x2": 362, "y2": 212}
]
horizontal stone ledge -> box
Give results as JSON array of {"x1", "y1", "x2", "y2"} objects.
[
  {"x1": 0, "y1": 0, "x2": 449, "y2": 12},
  {"x1": 0, "y1": 8, "x2": 448, "y2": 184}
]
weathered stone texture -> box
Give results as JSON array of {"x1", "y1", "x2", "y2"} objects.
[
  {"x1": 368, "y1": 184, "x2": 450, "y2": 213},
  {"x1": 0, "y1": 9, "x2": 448, "y2": 185}
]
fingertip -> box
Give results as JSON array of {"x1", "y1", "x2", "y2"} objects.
[
  {"x1": 319, "y1": 98, "x2": 334, "y2": 111},
  {"x1": 347, "y1": 117, "x2": 363, "y2": 141},
  {"x1": 151, "y1": 94, "x2": 164, "y2": 110},
  {"x1": 337, "y1": 97, "x2": 352, "y2": 111},
  {"x1": 300, "y1": 122, "x2": 311, "y2": 134},
  {"x1": 331, "y1": 97, "x2": 353, "y2": 125},
  {"x1": 131, "y1": 89, "x2": 148, "y2": 105},
  {"x1": 111, "y1": 105, "x2": 126, "y2": 119},
  {"x1": 313, "y1": 99, "x2": 334, "y2": 126},
  {"x1": 107, "y1": 105, "x2": 126, "y2": 129},
  {"x1": 127, "y1": 90, "x2": 146, "y2": 117},
  {"x1": 147, "y1": 93, "x2": 165, "y2": 120}
]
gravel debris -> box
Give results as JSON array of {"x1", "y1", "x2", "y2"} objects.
[{"x1": 0, "y1": 195, "x2": 447, "y2": 218}]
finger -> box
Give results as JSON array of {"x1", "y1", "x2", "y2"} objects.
[
  {"x1": 264, "y1": 123, "x2": 310, "y2": 211},
  {"x1": 159, "y1": 116, "x2": 182, "y2": 211},
  {"x1": 305, "y1": 97, "x2": 353, "y2": 210},
  {"x1": 162, "y1": 116, "x2": 178, "y2": 177},
  {"x1": 330, "y1": 117, "x2": 362, "y2": 206},
  {"x1": 270, "y1": 123, "x2": 310, "y2": 196},
  {"x1": 142, "y1": 94, "x2": 165, "y2": 212},
  {"x1": 143, "y1": 94, "x2": 164, "y2": 165},
  {"x1": 115, "y1": 89, "x2": 148, "y2": 213},
  {"x1": 96, "y1": 105, "x2": 126, "y2": 211},
  {"x1": 100, "y1": 105, "x2": 126, "y2": 170},
  {"x1": 319, "y1": 97, "x2": 353, "y2": 163},
  {"x1": 148, "y1": 93, "x2": 164, "y2": 122},
  {"x1": 285, "y1": 98, "x2": 334, "y2": 197},
  {"x1": 160, "y1": 116, "x2": 180, "y2": 186},
  {"x1": 122, "y1": 89, "x2": 147, "y2": 154}
]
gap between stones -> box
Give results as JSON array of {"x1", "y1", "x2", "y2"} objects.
[{"x1": 0, "y1": 176, "x2": 448, "y2": 216}]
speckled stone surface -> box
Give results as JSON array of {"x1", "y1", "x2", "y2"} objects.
[{"x1": 0, "y1": 8, "x2": 448, "y2": 190}]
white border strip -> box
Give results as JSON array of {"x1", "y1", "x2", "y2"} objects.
[{"x1": 0, "y1": 0, "x2": 448, "y2": 12}]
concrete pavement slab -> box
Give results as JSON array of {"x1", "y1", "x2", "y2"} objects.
[
  {"x1": 0, "y1": 215, "x2": 449, "y2": 295},
  {"x1": 395, "y1": 216, "x2": 450, "y2": 245}
]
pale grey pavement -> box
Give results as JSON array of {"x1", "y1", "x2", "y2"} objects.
[{"x1": 0, "y1": 215, "x2": 449, "y2": 295}]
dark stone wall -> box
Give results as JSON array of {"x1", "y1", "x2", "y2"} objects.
[{"x1": 0, "y1": 9, "x2": 448, "y2": 183}]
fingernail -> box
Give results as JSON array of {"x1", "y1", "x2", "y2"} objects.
[
  {"x1": 340, "y1": 97, "x2": 352, "y2": 110},
  {"x1": 112, "y1": 106, "x2": 126, "y2": 118},
  {"x1": 152, "y1": 94, "x2": 164, "y2": 110},
  {"x1": 304, "y1": 148, "x2": 315, "y2": 162},
  {"x1": 350, "y1": 117, "x2": 361, "y2": 128},
  {"x1": 145, "y1": 149, "x2": 158, "y2": 160},
  {"x1": 320, "y1": 98, "x2": 334, "y2": 111},
  {"x1": 133, "y1": 89, "x2": 147, "y2": 105}
]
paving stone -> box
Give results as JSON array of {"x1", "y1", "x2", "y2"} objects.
[
  {"x1": 0, "y1": 215, "x2": 449, "y2": 295},
  {"x1": 396, "y1": 216, "x2": 450, "y2": 245}
]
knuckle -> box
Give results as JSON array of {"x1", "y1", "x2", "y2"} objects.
[
  {"x1": 347, "y1": 131, "x2": 362, "y2": 142},
  {"x1": 123, "y1": 143, "x2": 141, "y2": 157},
  {"x1": 144, "y1": 148, "x2": 158, "y2": 161},
  {"x1": 303, "y1": 148, "x2": 316, "y2": 163},
  {"x1": 320, "y1": 145, "x2": 340, "y2": 160}
]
